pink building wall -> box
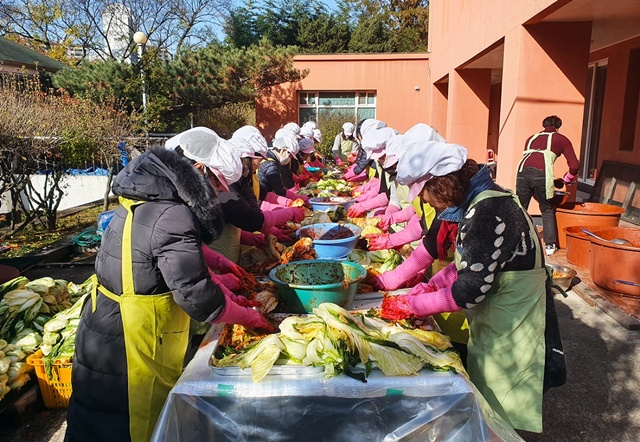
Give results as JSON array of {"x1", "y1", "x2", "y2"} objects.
[{"x1": 256, "y1": 54, "x2": 430, "y2": 140}]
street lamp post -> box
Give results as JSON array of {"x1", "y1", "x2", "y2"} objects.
[{"x1": 133, "y1": 31, "x2": 148, "y2": 143}]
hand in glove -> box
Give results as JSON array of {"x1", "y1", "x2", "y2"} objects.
[
  {"x1": 347, "y1": 203, "x2": 367, "y2": 218},
  {"x1": 351, "y1": 192, "x2": 389, "y2": 216},
  {"x1": 342, "y1": 168, "x2": 356, "y2": 181},
  {"x1": 240, "y1": 231, "x2": 267, "y2": 247},
  {"x1": 262, "y1": 207, "x2": 305, "y2": 231},
  {"x1": 285, "y1": 189, "x2": 310, "y2": 204},
  {"x1": 270, "y1": 226, "x2": 295, "y2": 243},
  {"x1": 263, "y1": 192, "x2": 294, "y2": 207},
  {"x1": 209, "y1": 271, "x2": 260, "y2": 308},
  {"x1": 381, "y1": 295, "x2": 414, "y2": 320},
  {"x1": 366, "y1": 233, "x2": 393, "y2": 251},
  {"x1": 376, "y1": 215, "x2": 393, "y2": 231},
  {"x1": 335, "y1": 157, "x2": 344, "y2": 166},
  {"x1": 202, "y1": 245, "x2": 246, "y2": 277},
  {"x1": 215, "y1": 273, "x2": 241, "y2": 291},
  {"x1": 212, "y1": 298, "x2": 274, "y2": 332},
  {"x1": 369, "y1": 242, "x2": 434, "y2": 291},
  {"x1": 563, "y1": 171, "x2": 577, "y2": 184},
  {"x1": 424, "y1": 262, "x2": 458, "y2": 291}
]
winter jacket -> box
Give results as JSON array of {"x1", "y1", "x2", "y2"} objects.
[
  {"x1": 353, "y1": 147, "x2": 373, "y2": 175},
  {"x1": 65, "y1": 147, "x2": 227, "y2": 442},
  {"x1": 258, "y1": 151, "x2": 288, "y2": 199},
  {"x1": 231, "y1": 173, "x2": 260, "y2": 210}
]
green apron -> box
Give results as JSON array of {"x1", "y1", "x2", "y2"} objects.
[
  {"x1": 516, "y1": 132, "x2": 558, "y2": 199},
  {"x1": 339, "y1": 139, "x2": 356, "y2": 162},
  {"x1": 91, "y1": 196, "x2": 190, "y2": 442},
  {"x1": 459, "y1": 190, "x2": 547, "y2": 432}
]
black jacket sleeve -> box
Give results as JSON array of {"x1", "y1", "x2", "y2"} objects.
[
  {"x1": 152, "y1": 205, "x2": 226, "y2": 322},
  {"x1": 259, "y1": 161, "x2": 287, "y2": 198},
  {"x1": 218, "y1": 190, "x2": 265, "y2": 232},
  {"x1": 353, "y1": 148, "x2": 372, "y2": 175}
]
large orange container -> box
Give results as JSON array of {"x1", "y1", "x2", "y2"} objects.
[
  {"x1": 589, "y1": 228, "x2": 640, "y2": 296},
  {"x1": 564, "y1": 226, "x2": 615, "y2": 268},
  {"x1": 555, "y1": 202, "x2": 625, "y2": 249}
]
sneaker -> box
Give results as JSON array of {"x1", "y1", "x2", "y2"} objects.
[{"x1": 545, "y1": 244, "x2": 557, "y2": 256}]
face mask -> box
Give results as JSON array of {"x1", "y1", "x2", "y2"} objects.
[{"x1": 275, "y1": 149, "x2": 291, "y2": 165}]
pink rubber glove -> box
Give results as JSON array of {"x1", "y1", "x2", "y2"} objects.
[
  {"x1": 361, "y1": 192, "x2": 389, "y2": 212},
  {"x1": 215, "y1": 273, "x2": 241, "y2": 291},
  {"x1": 347, "y1": 203, "x2": 367, "y2": 218},
  {"x1": 202, "y1": 245, "x2": 246, "y2": 277},
  {"x1": 285, "y1": 189, "x2": 310, "y2": 204},
  {"x1": 369, "y1": 242, "x2": 434, "y2": 291},
  {"x1": 354, "y1": 178, "x2": 379, "y2": 200},
  {"x1": 407, "y1": 285, "x2": 462, "y2": 317},
  {"x1": 262, "y1": 207, "x2": 305, "y2": 231},
  {"x1": 424, "y1": 262, "x2": 459, "y2": 291},
  {"x1": 563, "y1": 171, "x2": 577, "y2": 184},
  {"x1": 384, "y1": 204, "x2": 401, "y2": 216},
  {"x1": 335, "y1": 158, "x2": 344, "y2": 166},
  {"x1": 240, "y1": 231, "x2": 267, "y2": 247},
  {"x1": 264, "y1": 192, "x2": 294, "y2": 207},
  {"x1": 383, "y1": 215, "x2": 423, "y2": 248},
  {"x1": 209, "y1": 271, "x2": 260, "y2": 308},
  {"x1": 212, "y1": 298, "x2": 274, "y2": 332},
  {"x1": 377, "y1": 208, "x2": 416, "y2": 231},
  {"x1": 261, "y1": 200, "x2": 287, "y2": 211},
  {"x1": 355, "y1": 183, "x2": 380, "y2": 202},
  {"x1": 342, "y1": 166, "x2": 357, "y2": 181},
  {"x1": 270, "y1": 226, "x2": 295, "y2": 243},
  {"x1": 367, "y1": 234, "x2": 394, "y2": 251}
]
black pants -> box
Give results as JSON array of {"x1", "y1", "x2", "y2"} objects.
[{"x1": 516, "y1": 167, "x2": 557, "y2": 246}]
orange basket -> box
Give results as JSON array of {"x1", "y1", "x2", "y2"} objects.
[{"x1": 26, "y1": 350, "x2": 73, "y2": 408}]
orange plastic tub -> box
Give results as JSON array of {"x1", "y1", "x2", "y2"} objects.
[
  {"x1": 589, "y1": 228, "x2": 640, "y2": 296},
  {"x1": 555, "y1": 202, "x2": 625, "y2": 249}
]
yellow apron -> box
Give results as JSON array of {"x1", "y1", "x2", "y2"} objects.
[
  {"x1": 460, "y1": 190, "x2": 546, "y2": 432},
  {"x1": 252, "y1": 173, "x2": 261, "y2": 199},
  {"x1": 91, "y1": 197, "x2": 190, "y2": 442},
  {"x1": 516, "y1": 132, "x2": 558, "y2": 200}
]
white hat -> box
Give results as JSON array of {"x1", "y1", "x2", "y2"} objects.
[
  {"x1": 313, "y1": 128, "x2": 322, "y2": 143},
  {"x1": 283, "y1": 122, "x2": 301, "y2": 136},
  {"x1": 362, "y1": 126, "x2": 398, "y2": 161},
  {"x1": 357, "y1": 119, "x2": 386, "y2": 139},
  {"x1": 383, "y1": 123, "x2": 445, "y2": 169},
  {"x1": 299, "y1": 125, "x2": 314, "y2": 139},
  {"x1": 273, "y1": 133, "x2": 299, "y2": 155},
  {"x1": 165, "y1": 127, "x2": 242, "y2": 192},
  {"x1": 396, "y1": 140, "x2": 468, "y2": 201},
  {"x1": 342, "y1": 122, "x2": 355, "y2": 136},
  {"x1": 382, "y1": 134, "x2": 404, "y2": 169},
  {"x1": 298, "y1": 137, "x2": 315, "y2": 154},
  {"x1": 302, "y1": 121, "x2": 317, "y2": 130},
  {"x1": 230, "y1": 126, "x2": 268, "y2": 158}
]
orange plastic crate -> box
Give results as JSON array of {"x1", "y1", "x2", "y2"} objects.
[{"x1": 26, "y1": 350, "x2": 73, "y2": 408}]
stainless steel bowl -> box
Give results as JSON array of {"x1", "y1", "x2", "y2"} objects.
[{"x1": 546, "y1": 263, "x2": 577, "y2": 292}]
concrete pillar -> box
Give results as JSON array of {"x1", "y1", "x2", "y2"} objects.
[
  {"x1": 497, "y1": 21, "x2": 592, "y2": 192},
  {"x1": 446, "y1": 68, "x2": 492, "y2": 162}
]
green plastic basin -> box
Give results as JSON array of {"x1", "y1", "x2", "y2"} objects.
[{"x1": 268, "y1": 259, "x2": 367, "y2": 313}]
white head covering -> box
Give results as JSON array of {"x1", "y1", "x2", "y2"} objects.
[
  {"x1": 357, "y1": 119, "x2": 386, "y2": 140},
  {"x1": 298, "y1": 137, "x2": 315, "y2": 154},
  {"x1": 283, "y1": 122, "x2": 301, "y2": 137},
  {"x1": 302, "y1": 121, "x2": 317, "y2": 130},
  {"x1": 299, "y1": 125, "x2": 314, "y2": 139},
  {"x1": 273, "y1": 133, "x2": 299, "y2": 155},
  {"x1": 383, "y1": 123, "x2": 445, "y2": 169},
  {"x1": 230, "y1": 125, "x2": 268, "y2": 158},
  {"x1": 362, "y1": 126, "x2": 398, "y2": 161},
  {"x1": 313, "y1": 128, "x2": 322, "y2": 143},
  {"x1": 396, "y1": 140, "x2": 468, "y2": 201},
  {"x1": 382, "y1": 134, "x2": 404, "y2": 169},
  {"x1": 342, "y1": 122, "x2": 355, "y2": 136},
  {"x1": 165, "y1": 126, "x2": 242, "y2": 192}
]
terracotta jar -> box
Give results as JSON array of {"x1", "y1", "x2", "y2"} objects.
[
  {"x1": 589, "y1": 228, "x2": 640, "y2": 296},
  {"x1": 555, "y1": 202, "x2": 625, "y2": 249},
  {"x1": 564, "y1": 226, "x2": 617, "y2": 268}
]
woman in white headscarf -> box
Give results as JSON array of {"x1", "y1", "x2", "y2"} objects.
[{"x1": 381, "y1": 140, "x2": 566, "y2": 433}]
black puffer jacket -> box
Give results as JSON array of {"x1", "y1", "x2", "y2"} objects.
[
  {"x1": 65, "y1": 148, "x2": 227, "y2": 442},
  {"x1": 231, "y1": 173, "x2": 260, "y2": 210},
  {"x1": 352, "y1": 147, "x2": 373, "y2": 175},
  {"x1": 258, "y1": 151, "x2": 288, "y2": 199}
]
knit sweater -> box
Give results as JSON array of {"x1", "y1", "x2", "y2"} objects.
[{"x1": 449, "y1": 180, "x2": 544, "y2": 309}]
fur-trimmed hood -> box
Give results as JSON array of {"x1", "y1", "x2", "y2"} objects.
[{"x1": 111, "y1": 147, "x2": 224, "y2": 243}]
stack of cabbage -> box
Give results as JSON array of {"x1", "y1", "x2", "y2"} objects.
[
  {"x1": 41, "y1": 295, "x2": 86, "y2": 379},
  {"x1": 348, "y1": 249, "x2": 404, "y2": 273},
  {"x1": 0, "y1": 276, "x2": 94, "y2": 398},
  {"x1": 213, "y1": 303, "x2": 467, "y2": 383}
]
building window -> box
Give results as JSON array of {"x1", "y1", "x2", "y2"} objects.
[{"x1": 299, "y1": 91, "x2": 376, "y2": 124}]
